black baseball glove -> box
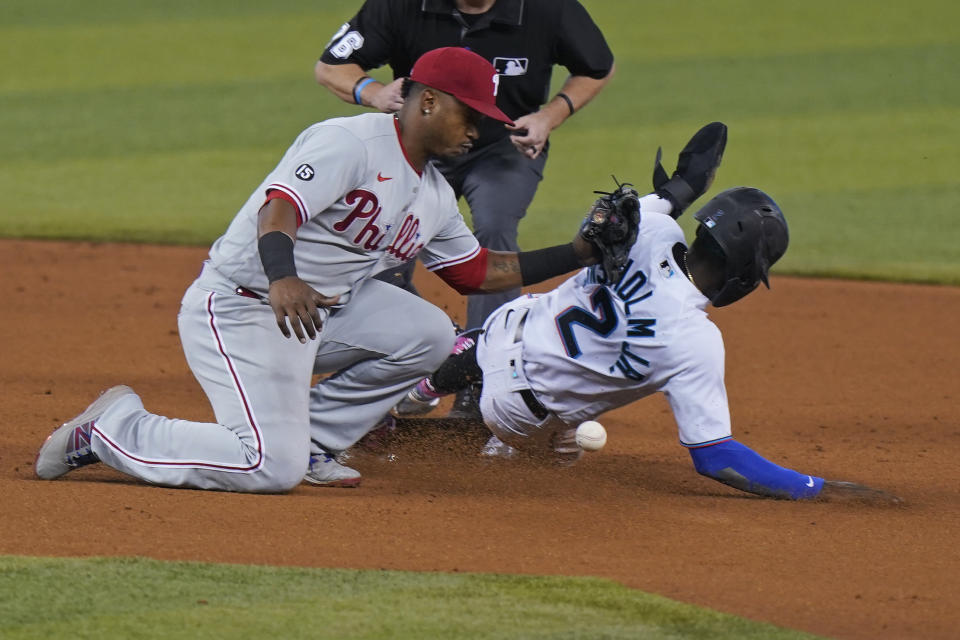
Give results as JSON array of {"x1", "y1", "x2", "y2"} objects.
[
  {"x1": 652, "y1": 121, "x2": 727, "y2": 219},
  {"x1": 578, "y1": 181, "x2": 641, "y2": 284}
]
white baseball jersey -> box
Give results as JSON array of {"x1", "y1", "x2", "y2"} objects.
[
  {"x1": 208, "y1": 112, "x2": 480, "y2": 303},
  {"x1": 481, "y1": 209, "x2": 731, "y2": 447}
]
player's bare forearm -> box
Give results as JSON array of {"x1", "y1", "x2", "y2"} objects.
[
  {"x1": 476, "y1": 250, "x2": 523, "y2": 292},
  {"x1": 257, "y1": 198, "x2": 299, "y2": 240},
  {"x1": 477, "y1": 241, "x2": 598, "y2": 292}
]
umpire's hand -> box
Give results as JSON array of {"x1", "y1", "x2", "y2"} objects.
[{"x1": 267, "y1": 277, "x2": 340, "y2": 343}]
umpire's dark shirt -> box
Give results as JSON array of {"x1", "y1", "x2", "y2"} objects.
[{"x1": 320, "y1": 0, "x2": 614, "y2": 150}]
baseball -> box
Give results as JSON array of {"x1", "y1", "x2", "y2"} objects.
[{"x1": 575, "y1": 420, "x2": 607, "y2": 452}]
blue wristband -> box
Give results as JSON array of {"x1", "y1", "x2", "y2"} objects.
[{"x1": 353, "y1": 77, "x2": 376, "y2": 105}]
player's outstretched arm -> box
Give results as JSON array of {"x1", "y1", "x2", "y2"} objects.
[
  {"x1": 688, "y1": 439, "x2": 824, "y2": 500},
  {"x1": 474, "y1": 236, "x2": 599, "y2": 293},
  {"x1": 688, "y1": 439, "x2": 901, "y2": 504},
  {"x1": 436, "y1": 185, "x2": 638, "y2": 295}
]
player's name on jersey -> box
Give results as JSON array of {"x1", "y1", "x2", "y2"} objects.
[{"x1": 566, "y1": 259, "x2": 657, "y2": 381}]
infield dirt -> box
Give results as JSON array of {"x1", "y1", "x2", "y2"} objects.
[{"x1": 2, "y1": 239, "x2": 958, "y2": 639}]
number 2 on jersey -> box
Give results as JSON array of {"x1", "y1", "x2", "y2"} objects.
[{"x1": 555, "y1": 287, "x2": 618, "y2": 358}]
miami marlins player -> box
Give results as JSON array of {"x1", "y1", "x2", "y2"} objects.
[
  {"x1": 395, "y1": 144, "x2": 900, "y2": 502},
  {"x1": 34, "y1": 47, "x2": 605, "y2": 493}
]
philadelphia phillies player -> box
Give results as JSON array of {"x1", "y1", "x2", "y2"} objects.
[
  {"x1": 34, "y1": 47, "x2": 601, "y2": 492},
  {"x1": 396, "y1": 180, "x2": 901, "y2": 502}
]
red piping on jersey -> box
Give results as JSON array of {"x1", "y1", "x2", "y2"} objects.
[
  {"x1": 394, "y1": 116, "x2": 422, "y2": 177},
  {"x1": 265, "y1": 189, "x2": 305, "y2": 227},
  {"x1": 427, "y1": 244, "x2": 483, "y2": 271},
  {"x1": 434, "y1": 247, "x2": 488, "y2": 294},
  {"x1": 265, "y1": 185, "x2": 308, "y2": 226},
  {"x1": 92, "y1": 292, "x2": 265, "y2": 472}
]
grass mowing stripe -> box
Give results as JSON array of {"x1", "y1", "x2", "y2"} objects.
[
  {"x1": 0, "y1": 80, "x2": 328, "y2": 163},
  {"x1": 589, "y1": 0, "x2": 956, "y2": 58},
  {"x1": 0, "y1": 149, "x2": 276, "y2": 245},
  {"x1": 0, "y1": 15, "x2": 332, "y2": 94},
  {"x1": 0, "y1": 0, "x2": 327, "y2": 28},
  {"x1": 0, "y1": 556, "x2": 822, "y2": 640},
  {"x1": 563, "y1": 43, "x2": 959, "y2": 136},
  {"x1": 5, "y1": 42, "x2": 954, "y2": 160},
  {"x1": 4, "y1": 0, "x2": 953, "y2": 55},
  {"x1": 772, "y1": 185, "x2": 960, "y2": 284}
]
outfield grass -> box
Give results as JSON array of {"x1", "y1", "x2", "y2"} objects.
[
  {"x1": 0, "y1": 556, "x2": 821, "y2": 639},
  {"x1": 0, "y1": 0, "x2": 957, "y2": 281}
]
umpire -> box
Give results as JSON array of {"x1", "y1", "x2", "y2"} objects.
[{"x1": 315, "y1": 0, "x2": 614, "y2": 416}]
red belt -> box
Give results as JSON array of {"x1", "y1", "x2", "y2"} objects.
[{"x1": 235, "y1": 286, "x2": 262, "y2": 300}]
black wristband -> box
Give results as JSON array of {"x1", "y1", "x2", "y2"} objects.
[
  {"x1": 258, "y1": 231, "x2": 298, "y2": 283},
  {"x1": 556, "y1": 92, "x2": 575, "y2": 116},
  {"x1": 517, "y1": 243, "x2": 582, "y2": 286}
]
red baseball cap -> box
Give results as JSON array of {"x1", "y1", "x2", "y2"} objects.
[{"x1": 409, "y1": 47, "x2": 513, "y2": 124}]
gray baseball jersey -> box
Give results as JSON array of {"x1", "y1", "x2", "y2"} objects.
[
  {"x1": 85, "y1": 112, "x2": 474, "y2": 491},
  {"x1": 210, "y1": 112, "x2": 480, "y2": 302},
  {"x1": 477, "y1": 204, "x2": 731, "y2": 449}
]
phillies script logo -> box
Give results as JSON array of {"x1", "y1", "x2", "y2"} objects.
[
  {"x1": 333, "y1": 189, "x2": 387, "y2": 250},
  {"x1": 386, "y1": 214, "x2": 425, "y2": 261},
  {"x1": 332, "y1": 190, "x2": 424, "y2": 260}
]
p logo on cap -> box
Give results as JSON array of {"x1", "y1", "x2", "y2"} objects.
[{"x1": 409, "y1": 47, "x2": 513, "y2": 124}]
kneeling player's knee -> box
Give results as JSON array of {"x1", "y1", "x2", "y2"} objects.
[
  {"x1": 267, "y1": 470, "x2": 306, "y2": 493},
  {"x1": 424, "y1": 327, "x2": 457, "y2": 370},
  {"x1": 404, "y1": 306, "x2": 457, "y2": 371},
  {"x1": 255, "y1": 449, "x2": 308, "y2": 493}
]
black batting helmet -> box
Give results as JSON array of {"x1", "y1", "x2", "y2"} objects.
[{"x1": 691, "y1": 187, "x2": 788, "y2": 307}]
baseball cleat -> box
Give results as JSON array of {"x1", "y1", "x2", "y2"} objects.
[
  {"x1": 652, "y1": 121, "x2": 728, "y2": 218},
  {"x1": 35, "y1": 385, "x2": 136, "y2": 480},
  {"x1": 352, "y1": 414, "x2": 398, "y2": 455},
  {"x1": 391, "y1": 384, "x2": 440, "y2": 417},
  {"x1": 304, "y1": 453, "x2": 362, "y2": 488},
  {"x1": 448, "y1": 385, "x2": 482, "y2": 421},
  {"x1": 480, "y1": 435, "x2": 518, "y2": 460}
]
